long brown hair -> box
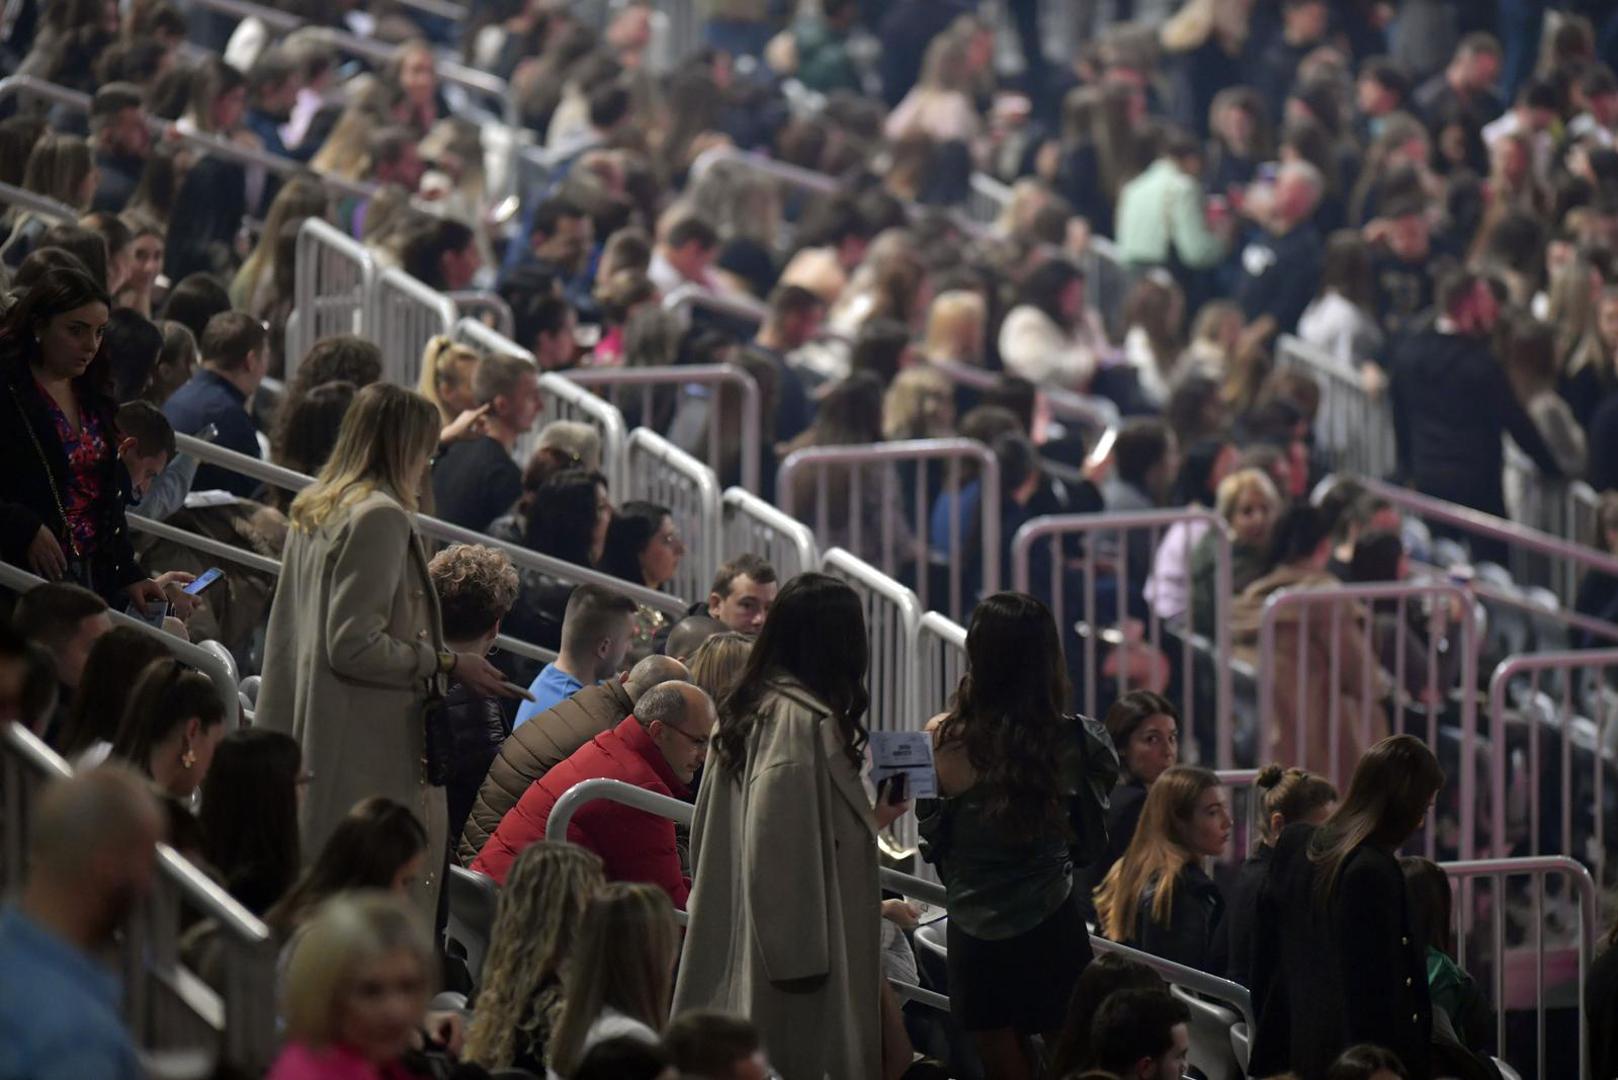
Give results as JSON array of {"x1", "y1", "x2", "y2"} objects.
[
  {"x1": 1308, "y1": 734, "x2": 1444, "y2": 901},
  {"x1": 548, "y1": 883, "x2": 679, "y2": 1076},
  {"x1": 1095, "y1": 765, "x2": 1220, "y2": 941}
]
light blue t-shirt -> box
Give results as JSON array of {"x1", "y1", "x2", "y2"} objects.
[
  {"x1": 0, "y1": 905, "x2": 141, "y2": 1080},
  {"x1": 514, "y1": 663, "x2": 587, "y2": 727}
]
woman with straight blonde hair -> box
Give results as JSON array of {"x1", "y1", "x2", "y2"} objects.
[
  {"x1": 922, "y1": 290, "x2": 988, "y2": 367},
  {"x1": 3, "y1": 134, "x2": 96, "y2": 267},
  {"x1": 231, "y1": 176, "x2": 329, "y2": 317},
  {"x1": 686, "y1": 631, "x2": 752, "y2": 703},
  {"x1": 417, "y1": 335, "x2": 482, "y2": 424},
  {"x1": 463, "y1": 842, "x2": 605, "y2": 1074},
  {"x1": 258, "y1": 383, "x2": 519, "y2": 919},
  {"x1": 270, "y1": 891, "x2": 436, "y2": 1079},
  {"x1": 1093, "y1": 765, "x2": 1231, "y2": 973},
  {"x1": 547, "y1": 882, "x2": 680, "y2": 1077}
]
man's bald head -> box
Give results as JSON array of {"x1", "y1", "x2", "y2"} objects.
[
  {"x1": 27, "y1": 765, "x2": 163, "y2": 944},
  {"x1": 638, "y1": 681, "x2": 717, "y2": 785},
  {"x1": 625, "y1": 653, "x2": 688, "y2": 700},
  {"x1": 665, "y1": 615, "x2": 725, "y2": 661}
]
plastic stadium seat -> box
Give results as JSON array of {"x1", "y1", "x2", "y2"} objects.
[
  {"x1": 197, "y1": 639, "x2": 239, "y2": 683},
  {"x1": 1494, "y1": 1058, "x2": 1522, "y2": 1080},
  {"x1": 914, "y1": 919, "x2": 948, "y2": 968},
  {"x1": 1229, "y1": 1022, "x2": 1250, "y2": 1074},
  {"x1": 1474, "y1": 562, "x2": 1515, "y2": 589},
  {"x1": 1169, "y1": 985, "x2": 1244, "y2": 1080},
  {"x1": 238, "y1": 675, "x2": 260, "y2": 708},
  {"x1": 446, "y1": 866, "x2": 499, "y2": 987},
  {"x1": 1430, "y1": 538, "x2": 1468, "y2": 570}
]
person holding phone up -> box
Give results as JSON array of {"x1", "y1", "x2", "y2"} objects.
[
  {"x1": 920, "y1": 592, "x2": 1120, "y2": 1080},
  {"x1": 0, "y1": 267, "x2": 167, "y2": 612}
]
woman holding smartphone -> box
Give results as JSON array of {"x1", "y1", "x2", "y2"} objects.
[
  {"x1": 920, "y1": 591, "x2": 1119, "y2": 1080},
  {"x1": 257, "y1": 384, "x2": 517, "y2": 920},
  {"x1": 674, "y1": 573, "x2": 913, "y2": 1080}
]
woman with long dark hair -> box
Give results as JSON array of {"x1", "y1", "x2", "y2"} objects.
[
  {"x1": 1094, "y1": 765, "x2": 1231, "y2": 973},
  {"x1": 504, "y1": 468, "x2": 614, "y2": 652},
  {"x1": 600, "y1": 501, "x2": 684, "y2": 592},
  {"x1": 674, "y1": 573, "x2": 912, "y2": 1080},
  {"x1": 920, "y1": 592, "x2": 1117, "y2": 1079},
  {"x1": 1250, "y1": 734, "x2": 1446, "y2": 1080},
  {"x1": 199, "y1": 728, "x2": 304, "y2": 916},
  {"x1": 109, "y1": 656, "x2": 229, "y2": 802},
  {"x1": 0, "y1": 268, "x2": 167, "y2": 610}
]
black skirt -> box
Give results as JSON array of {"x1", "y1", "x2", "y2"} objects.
[{"x1": 945, "y1": 884, "x2": 1093, "y2": 1033}]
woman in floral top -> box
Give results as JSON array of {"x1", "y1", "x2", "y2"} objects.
[{"x1": 0, "y1": 267, "x2": 166, "y2": 610}]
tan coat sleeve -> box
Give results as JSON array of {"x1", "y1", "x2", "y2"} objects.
[{"x1": 745, "y1": 760, "x2": 830, "y2": 983}]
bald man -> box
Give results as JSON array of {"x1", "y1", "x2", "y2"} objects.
[
  {"x1": 460, "y1": 653, "x2": 687, "y2": 861},
  {"x1": 471, "y1": 681, "x2": 716, "y2": 908},
  {"x1": 0, "y1": 766, "x2": 162, "y2": 1080}
]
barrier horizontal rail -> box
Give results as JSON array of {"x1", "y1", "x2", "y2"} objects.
[
  {"x1": 1011, "y1": 509, "x2": 1235, "y2": 770},
  {"x1": 446, "y1": 291, "x2": 515, "y2": 340},
  {"x1": 779, "y1": 438, "x2": 999, "y2": 624},
  {"x1": 927, "y1": 357, "x2": 1121, "y2": 437},
  {"x1": 623, "y1": 428, "x2": 722, "y2": 607},
  {"x1": 169, "y1": 434, "x2": 688, "y2": 620},
  {"x1": 720, "y1": 487, "x2": 818, "y2": 581},
  {"x1": 1444, "y1": 856, "x2": 1596, "y2": 1080},
  {"x1": 1350, "y1": 476, "x2": 1618, "y2": 609},
  {"x1": 688, "y1": 144, "x2": 844, "y2": 199},
  {"x1": 537, "y1": 372, "x2": 630, "y2": 496},
  {"x1": 1487, "y1": 649, "x2": 1618, "y2": 887},
  {"x1": 661, "y1": 282, "x2": 772, "y2": 329},
  {"x1": 916, "y1": 611, "x2": 966, "y2": 727},
  {"x1": 1, "y1": 721, "x2": 278, "y2": 1070},
  {"x1": 1277, "y1": 335, "x2": 1397, "y2": 480},
  {"x1": 1257, "y1": 582, "x2": 1480, "y2": 860},
  {"x1": 563, "y1": 364, "x2": 762, "y2": 495},
  {"x1": 0, "y1": 179, "x2": 76, "y2": 224}
]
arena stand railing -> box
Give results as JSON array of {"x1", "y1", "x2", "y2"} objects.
[
  {"x1": 1276, "y1": 334, "x2": 1398, "y2": 481},
  {"x1": 720, "y1": 487, "x2": 818, "y2": 581},
  {"x1": 445, "y1": 290, "x2": 516, "y2": 341},
  {"x1": 624, "y1": 428, "x2": 723, "y2": 605}
]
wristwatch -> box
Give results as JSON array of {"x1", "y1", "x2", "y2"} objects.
[{"x1": 436, "y1": 650, "x2": 457, "y2": 675}]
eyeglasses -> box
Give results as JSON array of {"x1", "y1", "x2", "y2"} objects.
[
  {"x1": 660, "y1": 722, "x2": 709, "y2": 751},
  {"x1": 657, "y1": 531, "x2": 685, "y2": 550}
]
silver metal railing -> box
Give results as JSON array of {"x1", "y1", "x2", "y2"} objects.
[
  {"x1": 562, "y1": 364, "x2": 763, "y2": 494},
  {"x1": 1011, "y1": 509, "x2": 1236, "y2": 769},
  {"x1": 623, "y1": 428, "x2": 722, "y2": 607},
  {"x1": 916, "y1": 611, "x2": 966, "y2": 728},
  {"x1": 778, "y1": 438, "x2": 999, "y2": 625},
  {"x1": 661, "y1": 282, "x2": 772, "y2": 329},
  {"x1": 926, "y1": 357, "x2": 1121, "y2": 442},
  {"x1": 1277, "y1": 334, "x2": 1397, "y2": 480},
  {"x1": 168, "y1": 433, "x2": 686, "y2": 622},
  {"x1": 537, "y1": 372, "x2": 630, "y2": 496},
  {"x1": 721, "y1": 487, "x2": 818, "y2": 581},
  {"x1": 1, "y1": 722, "x2": 278, "y2": 1071},
  {"x1": 1486, "y1": 649, "x2": 1618, "y2": 886},
  {"x1": 374, "y1": 267, "x2": 459, "y2": 389},
  {"x1": 0, "y1": 179, "x2": 75, "y2": 224},
  {"x1": 447, "y1": 291, "x2": 516, "y2": 340},
  {"x1": 687, "y1": 144, "x2": 843, "y2": 200},
  {"x1": 1256, "y1": 582, "x2": 1481, "y2": 859},
  {"x1": 289, "y1": 217, "x2": 377, "y2": 378}
]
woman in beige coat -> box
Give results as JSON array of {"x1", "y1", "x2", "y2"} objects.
[
  {"x1": 1230, "y1": 505, "x2": 1389, "y2": 787},
  {"x1": 673, "y1": 573, "x2": 912, "y2": 1080},
  {"x1": 256, "y1": 384, "x2": 514, "y2": 918}
]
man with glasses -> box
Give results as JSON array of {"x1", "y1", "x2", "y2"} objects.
[{"x1": 471, "y1": 681, "x2": 715, "y2": 909}]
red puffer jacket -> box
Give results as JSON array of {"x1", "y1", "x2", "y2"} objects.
[{"x1": 471, "y1": 715, "x2": 691, "y2": 907}]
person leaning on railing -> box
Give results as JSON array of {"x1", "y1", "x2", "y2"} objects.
[{"x1": 255, "y1": 383, "x2": 521, "y2": 921}]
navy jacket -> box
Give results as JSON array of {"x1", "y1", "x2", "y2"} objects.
[{"x1": 162, "y1": 369, "x2": 262, "y2": 498}]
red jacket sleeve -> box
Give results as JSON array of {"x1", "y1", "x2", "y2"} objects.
[{"x1": 577, "y1": 797, "x2": 691, "y2": 910}]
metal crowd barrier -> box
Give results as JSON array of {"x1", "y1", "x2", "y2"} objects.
[
  {"x1": 374, "y1": 267, "x2": 458, "y2": 389},
  {"x1": 562, "y1": 364, "x2": 762, "y2": 494},
  {"x1": 965, "y1": 172, "x2": 1012, "y2": 226},
  {"x1": 687, "y1": 144, "x2": 843, "y2": 201},
  {"x1": 661, "y1": 282, "x2": 771, "y2": 329},
  {"x1": 1011, "y1": 509, "x2": 1236, "y2": 769},
  {"x1": 0, "y1": 560, "x2": 239, "y2": 721},
  {"x1": 447, "y1": 291, "x2": 516, "y2": 340},
  {"x1": 0, "y1": 179, "x2": 75, "y2": 224},
  {"x1": 778, "y1": 438, "x2": 999, "y2": 625},
  {"x1": 1445, "y1": 856, "x2": 1597, "y2": 1080},
  {"x1": 168, "y1": 433, "x2": 684, "y2": 624},
  {"x1": 0, "y1": 76, "x2": 377, "y2": 204},
  {"x1": 1, "y1": 722, "x2": 278, "y2": 1072},
  {"x1": 1487, "y1": 648, "x2": 1618, "y2": 887},
  {"x1": 720, "y1": 487, "x2": 817, "y2": 581},
  {"x1": 289, "y1": 217, "x2": 377, "y2": 378},
  {"x1": 915, "y1": 611, "x2": 967, "y2": 732},
  {"x1": 927, "y1": 357, "x2": 1121, "y2": 442},
  {"x1": 1255, "y1": 582, "x2": 1481, "y2": 858},
  {"x1": 537, "y1": 372, "x2": 630, "y2": 496},
  {"x1": 623, "y1": 429, "x2": 722, "y2": 607},
  {"x1": 1276, "y1": 335, "x2": 1397, "y2": 480},
  {"x1": 1350, "y1": 476, "x2": 1618, "y2": 609}
]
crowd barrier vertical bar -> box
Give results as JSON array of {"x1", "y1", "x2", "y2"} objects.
[
  {"x1": 720, "y1": 487, "x2": 817, "y2": 580},
  {"x1": 624, "y1": 429, "x2": 722, "y2": 606}
]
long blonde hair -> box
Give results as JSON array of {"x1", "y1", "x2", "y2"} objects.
[
  {"x1": 232, "y1": 176, "x2": 329, "y2": 315},
  {"x1": 282, "y1": 891, "x2": 435, "y2": 1047},
  {"x1": 417, "y1": 335, "x2": 481, "y2": 420},
  {"x1": 548, "y1": 883, "x2": 679, "y2": 1076},
  {"x1": 923, "y1": 290, "x2": 986, "y2": 364},
  {"x1": 687, "y1": 631, "x2": 753, "y2": 701},
  {"x1": 462, "y1": 843, "x2": 604, "y2": 1070},
  {"x1": 1094, "y1": 765, "x2": 1219, "y2": 942},
  {"x1": 289, "y1": 383, "x2": 440, "y2": 530}
]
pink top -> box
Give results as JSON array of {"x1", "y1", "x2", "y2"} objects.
[{"x1": 266, "y1": 1042, "x2": 418, "y2": 1080}]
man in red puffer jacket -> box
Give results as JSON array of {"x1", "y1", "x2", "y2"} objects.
[{"x1": 472, "y1": 681, "x2": 714, "y2": 907}]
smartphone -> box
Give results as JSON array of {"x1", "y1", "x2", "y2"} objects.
[
  {"x1": 183, "y1": 567, "x2": 225, "y2": 596},
  {"x1": 126, "y1": 600, "x2": 170, "y2": 628},
  {"x1": 882, "y1": 772, "x2": 908, "y2": 805},
  {"x1": 1085, "y1": 427, "x2": 1118, "y2": 469}
]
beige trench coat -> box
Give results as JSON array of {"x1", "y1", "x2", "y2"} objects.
[
  {"x1": 255, "y1": 490, "x2": 449, "y2": 918},
  {"x1": 672, "y1": 681, "x2": 883, "y2": 1080}
]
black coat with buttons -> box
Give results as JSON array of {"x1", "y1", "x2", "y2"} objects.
[{"x1": 1249, "y1": 822, "x2": 1432, "y2": 1080}]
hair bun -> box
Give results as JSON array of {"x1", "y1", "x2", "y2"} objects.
[{"x1": 1255, "y1": 764, "x2": 1286, "y2": 789}]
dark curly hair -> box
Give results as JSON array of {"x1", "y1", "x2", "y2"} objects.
[{"x1": 934, "y1": 591, "x2": 1071, "y2": 833}]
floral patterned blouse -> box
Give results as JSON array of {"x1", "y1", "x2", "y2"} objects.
[{"x1": 36, "y1": 382, "x2": 108, "y2": 558}]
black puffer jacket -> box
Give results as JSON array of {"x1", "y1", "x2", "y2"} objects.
[
  {"x1": 1130, "y1": 863, "x2": 1226, "y2": 975},
  {"x1": 435, "y1": 679, "x2": 511, "y2": 847}
]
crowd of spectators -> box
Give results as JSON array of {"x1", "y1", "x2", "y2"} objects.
[{"x1": 1, "y1": 0, "x2": 1618, "y2": 1078}]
